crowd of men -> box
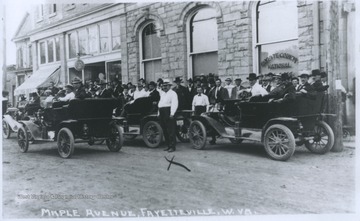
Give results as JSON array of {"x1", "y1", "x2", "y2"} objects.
[{"x1": 16, "y1": 69, "x2": 330, "y2": 152}]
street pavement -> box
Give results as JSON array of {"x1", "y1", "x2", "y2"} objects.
[{"x1": 2, "y1": 135, "x2": 357, "y2": 219}]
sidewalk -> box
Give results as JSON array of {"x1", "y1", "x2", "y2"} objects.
[{"x1": 343, "y1": 137, "x2": 356, "y2": 149}]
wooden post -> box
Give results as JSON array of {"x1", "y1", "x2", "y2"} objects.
[{"x1": 323, "y1": 1, "x2": 344, "y2": 152}]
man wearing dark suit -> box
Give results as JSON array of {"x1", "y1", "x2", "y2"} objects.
[
  {"x1": 97, "y1": 80, "x2": 112, "y2": 98},
  {"x1": 262, "y1": 73, "x2": 296, "y2": 103},
  {"x1": 112, "y1": 78, "x2": 123, "y2": 98},
  {"x1": 231, "y1": 78, "x2": 244, "y2": 99},
  {"x1": 72, "y1": 77, "x2": 91, "y2": 99},
  {"x1": 310, "y1": 69, "x2": 329, "y2": 92},
  {"x1": 173, "y1": 77, "x2": 191, "y2": 110},
  {"x1": 296, "y1": 73, "x2": 316, "y2": 98},
  {"x1": 148, "y1": 81, "x2": 160, "y2": 102}
]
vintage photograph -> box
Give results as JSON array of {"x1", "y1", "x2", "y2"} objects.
[{"x1": 1, "y1": 0, "x2": 358, "y2": 220}]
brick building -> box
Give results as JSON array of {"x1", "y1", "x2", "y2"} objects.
[{"x1": 11, "y1": 1, "x2": 356, "y2": 126}]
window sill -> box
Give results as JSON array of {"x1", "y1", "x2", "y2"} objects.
[
  {"x1": 36, "y1": 18, "x2": 43, "y2": 23},
  {"x1": 65, "y1": 5, "x2": 76, "y2": 11},
  {"x1": 49, "y1": 12, "x2": 57, "y2": 18}
]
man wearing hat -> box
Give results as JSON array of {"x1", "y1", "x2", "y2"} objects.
[
  {"x1": 72, "y1": 77, "x2": 91, "y2": 99},
  {"x1": 58, "y1": 84, "x2": 75, "y2": 102},
  {"x1": 48, "y1": 81, "x2": 59, "y2": 96},
  {"x1": 291, "y1": 77, "x2": 300, "y2": 90},
  {"x1": 133, "y1": 83, "x2": 148, "y2": 100},
  {"x1": 156, "y1": 78, "x2": 164, "y2": 93},
  {"x1": 296, "y1": 72, "x2": 315, "y2": 98},
  {"x1": 97, "y1": 79, "x2": 112, "y2": 98},
  {"x1": 158, "y1": 79, "x2": 178, "y2": 152},
  {"x1": 173, "y1": 77, "x2": 190, "y2": 110},
  {"x1": 224, "y1": 78, "x2": 234, "y2": 99},
  {"x1": 262, "y1": 73, "x2": 273, "y2": 92},
  {"x1": 41, "y1": 89, "x2": 55, "y2": 108},
  {"x1": 261, "y1": 72, "x2": 296, "y2": 103},
  {"x1": 231, "y1": 78, "x2": 244, "y2": 99},
  {"x1": 245, "y1": 73, "x2": 268, "y2": 96},
  {"x1": 310, "y1": 69, "x2": 329, "y2": 92},
  {"x1": 148, "y1": 81, "x2": 160, "y2": 103}
]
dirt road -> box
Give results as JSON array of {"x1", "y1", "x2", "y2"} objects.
[{"x1": 2, "y1": 136, "x2": 356, "y2": 219}]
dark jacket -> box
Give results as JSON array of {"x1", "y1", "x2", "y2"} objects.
[
  {"x1": 174, "y1": 84, "x2": 191, "y2": 110},
  {"x1": 149, "y1": 89, "x2": 160, "y2": 102},
  {"x1": 210, "y1": 86, "x2": 227, "y2": 104},
  {"x1": 98, "y1": 88, "x2": 113, "y2": 98},
  {"x1": 264, "y1": 82, "x2": 296, "y2": 103},
  {"x1": 75, "y1": 85, "x2": 91, "y2": 99},
  {"x1": 231, "y1": 86, "x2": 245, "y2": 99},
  {"x1": 112, "y1": 84, "x2": 124, "y2": 98},
  {"x1": 311, "y1": 80, "x2": 329, "y2": 92}
]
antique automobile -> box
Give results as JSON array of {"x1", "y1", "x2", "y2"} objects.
[
  {"x1": 17, "y1": 98, "x2": 123, "y2": 158},
  {"x1": 2, "y1": 107, "x2": 23, "y2": 138},
  {"x1": 116, "y1": 97, "x2": 193, "y2": 147},
  {"x1": 188, "y1": 92, "x2": 335, "y2": 161}
]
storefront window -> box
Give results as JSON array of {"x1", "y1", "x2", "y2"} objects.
[
  {"x1": 47, "y1": 40, "x2": 54, "y2": 63},
  {"x1": 99, "y1": 23, "x2": 109, "y2": 53},
  {"x1": 256, "y1": 1, "x2": 298, "y2": 75},
  {"x1": 111, "y1": 20, "x2": 121, "y2": 51},
  {"x1": 40, "y1": 42, "x2": 46, "y2": 64},
  {"x1": 107, "y1": 61, "x2": 121, "y2": 82},
  {"x1": 189, "y1": 7, "x2": 218, "y2": 76},
  {"x1": 78, "y1": 29, "x2": 88, "y2": 55},
  {"x1": 88, "y1": 25, "x2": 98, "y2": 54},
  {"x1": 55, "y1": 37, "x2": 60, "y2": 61},
  {"x1": 141, "y1": 23, "x2": 161, "y2": 82},
  {"x1": 68, "y1": 33, "x2": 77, "y2": 58}
]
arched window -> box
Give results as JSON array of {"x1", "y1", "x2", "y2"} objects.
[
  {"x1": 255, "y1": 1, "x2": 298, "y2": 75},
  {"x1": 188, "y1": 7, "x2": 218, "y2": 78},
  {"x1": 140, "y1": 22, "x2": 162, "y2": 82}
]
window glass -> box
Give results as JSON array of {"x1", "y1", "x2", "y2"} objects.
[
  {"x1": 88, "y1": 25, "x2": 98, "y2": 53},
  {"x1": 144, "y1": 60, "x2": 161, "y2": 82},
  {"x1": 259, "y1": 40, "x2": 298, "y2": 75},
  {"x1": 47, "y1": 40, "x2": 54, "y2": 63},
  {"x1": 111, "y1": 20, "x2": 121, "y2": 50},
  {"x1": 99, "y1": 23, "x2": 109, "y2": 53},
  {"x1": 55, "y1": 38, "x2": 60, "y2": 61},
  {"x1": 40, "y1": 42, "x2": 46, "y2": 64},
  {"x1": 78, "y1": 29, "x2": 88, "y2": 55},
  {"x1": 192, "y1": 52, "x2": 218, "y2": 76},
  {"x1": 257, "y1": 1, "x2": 298, "y2": 43},
  {"x1": 190, "y1": 8, "x2": 218, "y2": 52},
  {"x1": 142, "y1": 23, "x2": 161, "y2": 59},
  {"x1": 18, "y1": 48, "x2": 23, "y2": 67},
  {"x1": 68, "y1": 33, "x2": 77, "y2": 58},
  {"x1": 107, "y1": 61, "x2": 122, "y2": 82}
]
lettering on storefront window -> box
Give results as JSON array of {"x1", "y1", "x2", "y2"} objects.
[{"x1": 261, "y1": 53, "x2": 298, "y2": 70}]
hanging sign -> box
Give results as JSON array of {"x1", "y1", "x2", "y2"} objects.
[{"x1": 74, "y1": 59, "x2": 85, "y2": 71}]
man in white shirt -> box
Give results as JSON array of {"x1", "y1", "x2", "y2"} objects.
[
  {"x1": 246, "y1": 73, "x2": 268, "y2": 96},
  {"x1": 133, "y1": 83, "x2": 148, "y2": 100},
  {"x1": 192, "y1": 87, "x2": 210, "y2": 115},
  {"x1": 224, "y1": 78, "x2": 234, "y2": 99},
  {"x1": 58, "y1": 84, "x2": 75, "y2": 102},
  {"x1": 158, "y1": 79, "x2": 178, "y2": 152}
]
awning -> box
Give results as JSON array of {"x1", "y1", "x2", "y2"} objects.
[{"x1": 14, "y1": 66, "x2": 61, "y2": 96}]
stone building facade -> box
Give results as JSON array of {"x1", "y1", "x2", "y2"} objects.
[{"x1": 11, "y1": 1, "x2": 356, "y2": 125}]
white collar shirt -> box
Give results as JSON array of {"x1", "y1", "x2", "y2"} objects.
[
  {"x1": 250, "y1": 82, "x2": 268, "y2": 96},
  {"x1": 133, "y1": 89, "x2": 148, "y2": 100},
  {"x1": 224, "y1": 85, "x2": 234, "y2": 98},
  {"x1": 192, "y1": 93, "x2": 210, "y2": 111},
  {"x1": 158, "y1": 89, "x2": 178, "y2": 116},
  {"x1": 58, "y1": 92, "x2": 75, "y2": 102}
]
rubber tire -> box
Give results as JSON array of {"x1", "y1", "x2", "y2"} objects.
[
  {"x1": 189, "y1": 120, "x2": 207, "y2": 150},
  {"x1": 17, "y1": 127, "x2": 29, "y2": 153},
  {"x1": 142, "y1": 121, "x2": 163, "y2": 148},
  {"x1": 264, "y1": 124, "x2": 296, "y2": 161},
  {"x1": 176, "y1": 118, "x2": 191, "y2": 143},
  {"x1": 2, "y1": 119, "x2": 11, "y2": 139},
  {"x1": 229, "y1": 138, "x2": 243, "y2": 144},
  {"x1": 305, "y1": 121, "x2": 334, "y2": 154},
  {"x1": 57, "y1": 128, "x2": 75, "y2": 159},
  {"x1": 106, "y1": 124, "x2": 123, "y2": 152}
]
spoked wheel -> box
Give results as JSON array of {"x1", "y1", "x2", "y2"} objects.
[
  {"x1": 264, "y1": 124, "x2": 296, "y2": 161},
  {"x1": 2, "y1": 119, "x2": 11, "y2": 139},
  {"x1": 17, "y1": 127, "x2": 29, "y2": 153},
  {"x1": 142, "y1": 121, "x2": 163, "y2": 148},
  {"x1": 229, "y1": 138, "x2": 243, "y2": 144},
  {"x1": 106, "y1": 124, "x2": 123, "y2": 152},
  {"x1": 176, "y1": 119, "x2": 191, "y2": 143},
  {"x1": 305, "y1": 121, "x2": 334, "y2": 154},
  {"x1": 57, "y1": 128, "x2": 75, "y2": 158},
  {"x1": 189, "y1": 120, "x2": 207, "y2": 150}
]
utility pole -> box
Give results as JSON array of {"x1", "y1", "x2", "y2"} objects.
[
  {"x1": 323, "y1": 1, "x2": 343, "y2": 152},
  {"x1": 2, "y1": 4, "x2": 7, "y2": 92}
]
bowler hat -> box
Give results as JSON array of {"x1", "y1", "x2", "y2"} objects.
[
  {"x1": 299, "y1": 73, "x2": 309, "y2": 78},
  {"x1": 311, "y1": 69, "x2": 321, "y2": 76},
  {"x1": 246, "y1": 73, "x2": 258, "y2": 80},
  {"x1": 291, "y1": 77, "x2": 299, "y2": 81},
  {"x1": 225, "y1": 78, "x2": 232, "y2": 82},
  {"x1": 149, "y1": 81, "x2": 156, "y2": 87},
  {"x1": 72, "y1": 77, "x2": 82, "y2": 84},
  {"x1": 157, "y1": 78, "x2": 163, "y2": 83},
  {"x1": 234, "y1": 78, "x2": 242, "y2": 82},
  {"x1": 320, "y1": 71, "x2": 327, "y2": 78},
  {"x1": 280, "y1": 73, "x2": 290, "y2": 81},
  {"x1": 187, "y1": 78, "x2": 193, "y2": 83},
  {"x1": 174, "y1": 77, "x2": 183, "y2": 83}
]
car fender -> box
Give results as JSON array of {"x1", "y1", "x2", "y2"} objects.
[
  {"x1": 262, "y1": 117, "x2": 300, "y2": 142},
  {"x1": 57, "y1": 120, "x2": 79, "y2": 132},
  {"x1": 18, "y1": 120, "x2": 42, "y2": 140},
  {"x1": 3, "y1": 115, "x2": 22, "y2": 132},
  {"x1": 191, "y1": 114, "x2": 227, "y2": 137}
]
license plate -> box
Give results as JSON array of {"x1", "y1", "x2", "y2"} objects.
[{"x1": 177, "y1": 120, "x2": 184, "y2": 126}]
